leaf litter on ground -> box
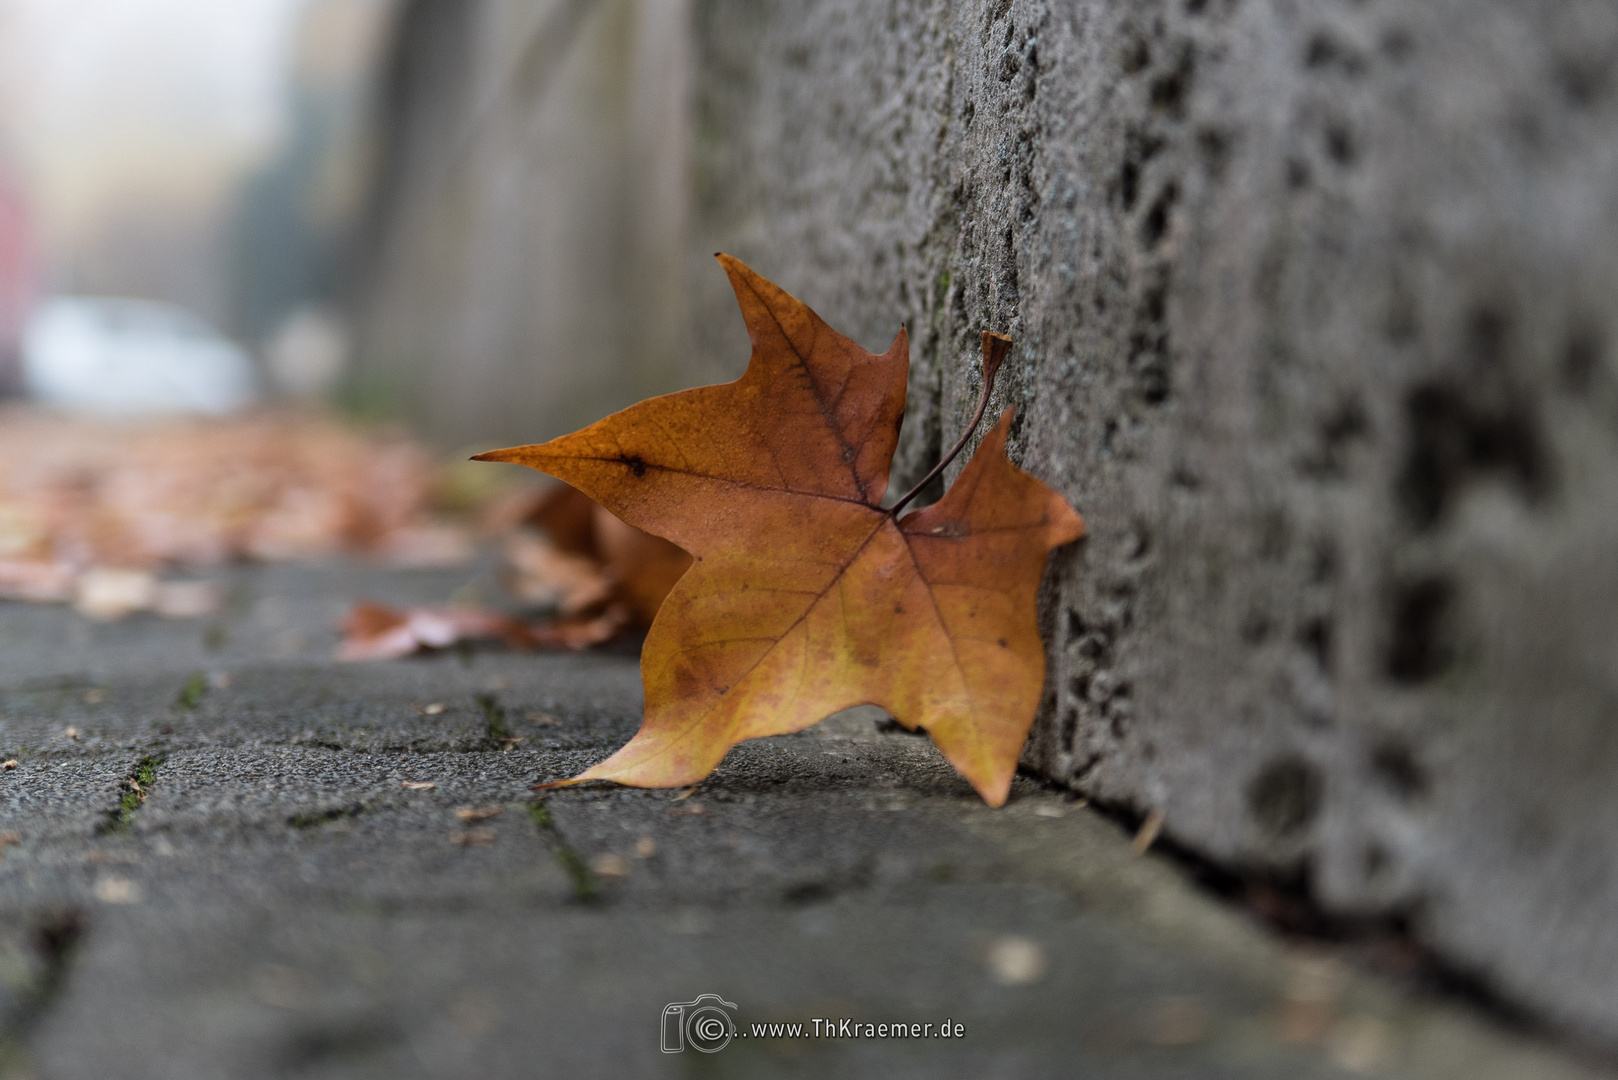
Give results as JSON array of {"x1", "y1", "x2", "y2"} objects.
[
  {"x1": 0, "y1": 408, "x2": 475, "y2": 620},
  {"x1": 336, "y1": 482, "x2": 690, "y2": 660}
]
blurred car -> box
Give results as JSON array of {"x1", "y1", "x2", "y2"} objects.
[{"x1": 21, "y1": 297, "x2": 257, "y2": 415}]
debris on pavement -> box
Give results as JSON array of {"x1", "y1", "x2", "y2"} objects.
[{"x1": 0, "y1": 408, "x2": 478, "y2": 619}]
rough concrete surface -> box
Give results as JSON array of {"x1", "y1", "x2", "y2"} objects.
[
  {"x1": 0, "y1": 560, "x2": 1608, "y2": 1078},
  {"x1": 351, "y1": 0, "x2": 1618, "y2": 1055},
  {"x1": 676, "y1": 0, "x2": 1618, "y2": 1052}
]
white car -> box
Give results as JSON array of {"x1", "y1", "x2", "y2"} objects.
[{"x1": 22, "y1": 297, "x2": 258, "y2": 416}]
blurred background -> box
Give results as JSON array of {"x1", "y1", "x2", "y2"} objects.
[
  {"x1": 0, "y1": 0, "x2": 710, "y2": 626},
  {"x1": 0, "y1": 0, "x2": 388, "y2": 405},
  {"x1": 0, "y1": 0, "x2": 711, "y2": 449}
]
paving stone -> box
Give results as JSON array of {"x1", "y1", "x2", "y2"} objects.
[{"x1": 0, "y1": 562, "x2": 1609, "y2": 1078}]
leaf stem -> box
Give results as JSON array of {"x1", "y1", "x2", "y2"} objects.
[{"x1": 889, "y1": 331, "x2": 1011, "y2": 518}]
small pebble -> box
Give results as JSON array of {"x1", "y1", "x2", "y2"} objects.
[
  {"x1": 986, "y1": 935, "x2": 1046, "y2": 986},
  {"x1": 591, "y1": 854, "x2": 630, "y2": 878},
  {"x1": 94, "y1": 876, "x2": 141, "y2": 904}
]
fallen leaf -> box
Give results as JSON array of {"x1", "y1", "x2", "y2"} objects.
[
  {"x1": 455, "y1": 806, "x2": 503, "y2": 823},
  {"x1": 0, "y1": 831, "x2": 19, "y2": 846},
  {"x1": 420, "y1": 702, "x2": 446, "y2": 715},
  {"x1": 337, "y1": 602, "x2": 535, "y2": 661},
  {"x1": 503, "y1": 529, "x2": 615, "y2": 613},
  {"x1": 453, "y1": 828, "x2": 496, "y2": 846},
  {"x1": 1, "y1": 760, "x2": 16, "y2": 770},
  {"x1": 634, "y1": 836, "x2": 657, "y2": 858},
  {"x1": 502, "y1": 482, "x2": 692, "y2": 627},
  {"x1": 63, "y1": 726, "x2": 78, "y2": 741},
  {"x1": 478, "y1": 257, "x2": 1083, "y2": 805},
  {"x1": 401, "y1": 780, "x2": 436, "y2": 791}
]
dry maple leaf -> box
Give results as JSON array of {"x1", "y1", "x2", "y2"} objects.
[
  {"x1": 502, "y1": 483, "x2": 692, "y2": 623},
  {"x1": 475, "y1": 256, "x2": 1083, "y2": 805}
]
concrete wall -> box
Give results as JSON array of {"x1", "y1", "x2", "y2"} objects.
[{"x1": 356, "y1": 0, "x2": 1618, "y2": 1048}]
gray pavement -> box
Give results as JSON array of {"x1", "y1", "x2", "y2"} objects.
[{"x1": 0, "y1": 559, "x2": 1609, "y2": 1079}]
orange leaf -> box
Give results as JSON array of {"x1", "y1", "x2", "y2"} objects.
[{"x1": 475, "y1": 256, "x2": 1083, "y2": 805}]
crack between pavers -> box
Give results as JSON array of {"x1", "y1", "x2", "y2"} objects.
[
  {"x1": 96, "y1": 755, "x2": 164, "y2": 835},
  {"x1": 527, "y1": 800, "x2": 599, "y2": 904}
]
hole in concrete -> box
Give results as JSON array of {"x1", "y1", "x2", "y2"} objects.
[
  {"x1": 1119, "y1": 161, "x2": 1140, "y2": 212},
  {"x1": 1136, "y1": 354, "x2": 1170, "y2": 405},
  {"x1": 1310, "y1": 538, "x2": 1339, "y2": 584},
  {"x1": 1143, "y1": 281, "x2": 1167, "y2": 323},
  {"x1": 1304, "y1": 33, "x2": 1337, "y2": 68},
  {"x1": 1060, "y1": 707, "x2": 1079, "y2": 747},
  {"x1": 1116, "y1": 130, "x2": 1163, "y2": 211},
  {"x1": 1124, "y1": 521, "x2": 1152, "y2": 562},
  {"x1": 1121, "y1": 37, "x2": 1151, "y2": 75},
  {"x1": 1397, "y1": 381, "x2": 1550, "y2": 530},
  {"x1": 278, "y1": 1018, "x2": 399, "y2": 1070},
  {"x1": 1363, "y1": 842, "x2": 1391, "y2": 881},
  {"x1": 1370, "y1": 739, "x2": 1429, "y2": 801},
  {"x1": 1324, "y1": 122, "x2": 1357, "y2": 166},
  {"x1": 1142, "y1": 182, "x2": 1179, "y2": 245},
  {"x1": 1386, "y1": 575, "x2": 1456, "y2": 684},
  {"x1": 1256, "y1": 508, "x2": 1290, "y2": 560},
  {"x1": 782, "y1": 880, "x2": 834, "y2": 905},
  {"x1": 1556, "y1": 54, "x2": 1610, "y2": 108},
  {"x1": 1246, "y1": 756, "x2": 1324, "y2": 838},
  {"x1": 1197, "y1": 127, "x2": 1230, "y2": 180},
  {"x1": 1468, "y1": 304, "x2": 1510, "y2": 367},
  {"x1": 1300, "y1": 396, "x2": 1369, "y2": 478},
  {"x1": 1150, "y1": 48, "x2": 1195, "y2": 115},
  {"x1": 1562, "y1": 324, "x2": 1604, "y2": 394},
  {"x1": 1380, "y1": 27, "x2": 1415, "y2": 62},
  {"x1": 1299, "y1": 617, "x2": 1333, "y2": 673}
]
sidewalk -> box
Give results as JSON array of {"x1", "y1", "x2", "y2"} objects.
[{"x1": 0, "y1": 558, "x2": 1608, "y2": 1078}]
